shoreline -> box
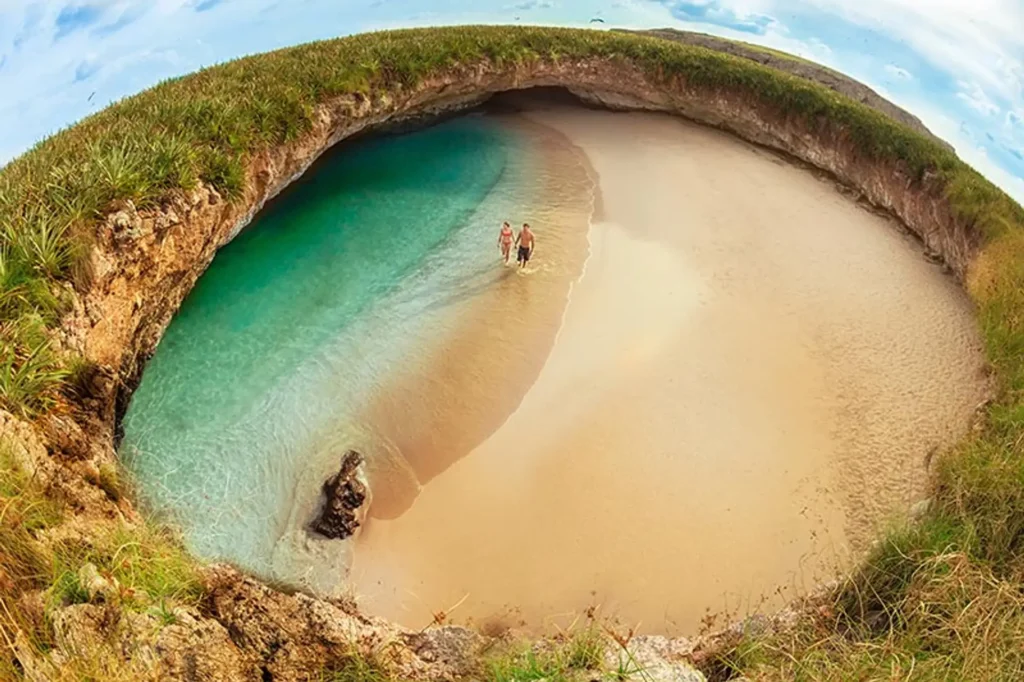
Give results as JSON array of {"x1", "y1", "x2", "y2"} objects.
[{"x1": 351, "y1": 103, "x2": 988, "y2": 635}]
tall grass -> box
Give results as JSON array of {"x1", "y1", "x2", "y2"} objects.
[
  {"x1": 47, "y1": 522, "x2": 203, "y2": 612},
  {"x1": 320, "y1": 645, "x2": 403, "y2": 682},
  {"x1": 0, "y1": 440, "x2": 62, "y2": 678},
  {"x1": 2, "y1": 26, "x2": 1022, "y2": 416},
  {"x1": 485, "y1": 626, "x2": 610, "y2": 682},
  {"x1": 0, "y1": 317, "x2": 71, "y2": 416},
  {"x1": 0, "y1": 438, "x2": 201, "y2": 677}
]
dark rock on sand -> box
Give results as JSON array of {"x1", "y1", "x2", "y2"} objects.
[{"x1": 311, "y1": 451, "x2": 367, "y2": 540}]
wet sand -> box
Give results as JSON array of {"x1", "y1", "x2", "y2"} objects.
[
  {"x1": 354, "y1": 115, "x2": 595, "y2": 517},
  {"x1": 351, "y1": 104, "x2": 988, "y2": 634},
  {"x1": 271, "y1": 114, "x2": 595, "y2": 592}
]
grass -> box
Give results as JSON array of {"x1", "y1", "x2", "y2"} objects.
[
  {"x1": 320, "y1": 644, "x2": 404, "y2": 682},
  {"x1": 0, "y1": 438, "x2": 201, "y2": 678},
  {"x1": 47, "y1": 522, "x2": 203, "y2": 612},
  {"x1": 486, "y1": 626, "x2": 626, "y2": 681},
  {"x1": 1, "y1": 25, "x2": 1022, "y2": 417},
  {"x1": 96, "y1": 462, "x2": 123, "y2": 503},
  {"x1": 0, "y1": 440, "x2": 63, "y2": 679},
  {"x1": 707, "y1": 542, "x2": 1024, "y2": 681},
  {"x1": 0, "y1": 24, "x2": 1023, "y2": 680}
]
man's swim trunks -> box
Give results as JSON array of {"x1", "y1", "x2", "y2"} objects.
[{"x1": 517, "y1": 245, "x2": 531, "y2": 263}]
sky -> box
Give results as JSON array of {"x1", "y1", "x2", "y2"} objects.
[{"x1": 0, "y1": 0, "x2": 1021, "y2": 202}]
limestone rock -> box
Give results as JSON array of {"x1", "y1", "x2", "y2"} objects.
[
  {"x1": 154, "y1": 609, "x2": 254, "y2": 682},
  {"x1": 403, "y1": 626, "x2": 485, "y2": 676},
  {"x1": 50, "y1": 604, "x2": 110, "y2": 661},
  {"x1": 910, "y1": 497, "x2": 933, "y2": 520},
  {"x1": 77, "y1": 562, "x2": 117, "y2": 603},
  {"x1": 106, "y1": 201, "x2": 143, "y2": 242},
  {"x1": 13, "y1": 629, "x2": 58, "y2": 682},
  {"x1": 611, "y1": 636, "x2": 707, "y2": 682},
  {"x1": 202, "y1": 564, "x2": 448, "y2": 680},
  {"x1": 311, "y1": 450, "x2": 368, "y2": 540}
]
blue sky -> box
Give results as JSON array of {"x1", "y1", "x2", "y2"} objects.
[{"x1": 0, "y1": 0, "x2": 1021, "y2": 202}]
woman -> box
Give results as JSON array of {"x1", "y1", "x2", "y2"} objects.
[{"x1": 497, "y1": 221, "x2": 515, "y2": 264}]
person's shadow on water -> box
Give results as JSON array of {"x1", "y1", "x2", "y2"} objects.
[{"x1": 417, "y1": 261, "x2": 522, "y2": 314}]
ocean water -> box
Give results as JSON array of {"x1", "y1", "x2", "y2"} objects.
[{"x1": 121, "y1": 114, "x2": 551, "y2": 589}]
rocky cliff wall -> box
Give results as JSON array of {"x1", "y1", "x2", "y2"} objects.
[
  {"x1": 623, "y1": 27, "x2": 950, "y2": 149},
  {"x1": 21, "y1": 53, "x2": 982, "y2": 681},
  {"x1": 74, "y1": 57, "x2": 977, "y2": 410}
]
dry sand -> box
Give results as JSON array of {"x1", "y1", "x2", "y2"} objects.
[{"x1": 351, "y1": 104, "x2": 988, "y2": 635}]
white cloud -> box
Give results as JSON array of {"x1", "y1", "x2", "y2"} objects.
[
  {"x1": 898, "y1": 93, "x2": 1024, "y2": 204},
  {"x1": 958, "y1": 81, "x2": 1001, "y2": 117},
  {"x1": 884, "y1": 64, "x2": 911, "y2": 80},
  {"x1": 801, "y1": 0, "x2": 1023, "y2": 111},
  {"x1": 653, "y1": 0, "x2": 1023, "y2": 198}
]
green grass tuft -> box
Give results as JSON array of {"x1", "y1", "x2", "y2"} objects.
[
  {"x1": 485, "y1": 626, "x2": 611, "y2": 681},
  {"x1": 487, "y1": 646, "x2": 572, "y2": 682},
  {"x1": 321, "y1": 645, "x2": 402, "y2": 682},
  {"x1": 0, "y1": 327, "x2": 71, "y2": 417},
  {"x1": 563, "y1": 625, "x2": 606, "y2": 671},
  {"x1": 0, "y1": 439, "x2": 63, "y2": 674},
  {"x1": 48, "y1": 522, "x2": 203, "y2": 611}
]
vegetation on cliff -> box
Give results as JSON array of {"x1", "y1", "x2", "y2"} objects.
[
  {"x1": 2, "y1": 25, "x2": 1021, "y2": 416},
  {"x1": 1, "y1": 24, "x2": 1024, "y2": 680},
  {"x1": 0, "y1": 438, "x2": 202, "y2": 680}
]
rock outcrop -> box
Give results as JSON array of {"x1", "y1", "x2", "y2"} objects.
[
  {"x1": 624, "y1": 28, "x2": 951, "y2": 150},
  {"x1": 311, "y1": 451, "x2": 368, "y2": 540}
]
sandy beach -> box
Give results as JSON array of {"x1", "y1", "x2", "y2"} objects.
[
  {"x1": 269, "y1": 114, "x2": 595, "y2": 592},
  {"x1": 351, "y1": 102, "x2": 988, "y2": 634}
]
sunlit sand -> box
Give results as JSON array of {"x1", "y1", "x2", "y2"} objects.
[{"x1": 352, "y1": 102, "x2": 988, "y2": 634}]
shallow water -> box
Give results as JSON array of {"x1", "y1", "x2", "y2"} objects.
[
  {"x1": 121, "y1": 113, "x2": 592, "y2": 587},
  {"x1": 122, "y1": 103, "x2": 988, "y2": 634}
]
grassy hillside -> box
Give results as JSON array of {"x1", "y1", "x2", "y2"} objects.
[
  {"x1": 2, "y1": 25, "x2": 1021, "y2": 415},
  {"x1": 1, "y1": 24, "x2": 1024, "y2": 680}
]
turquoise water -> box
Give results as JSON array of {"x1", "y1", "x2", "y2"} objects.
[{"x1": 121, "y1": 115, "x2": 531, "y2": 587}]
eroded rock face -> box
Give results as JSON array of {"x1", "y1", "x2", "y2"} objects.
[
  {"x1": 624, "y1": 28, "x2": 950, "y2": 150},
  {"x1": 311, "y1": 451, "x2": 368, "y2": 540},
  {"x1": 69, "y1": 57, "x2": 981, "y2": 400},
  {"x1": 9, "y1": 33, "x2": 992, "y2": 682},
  {"x1": 201, "y1": 564, "x2": 451, "y2": 681}
]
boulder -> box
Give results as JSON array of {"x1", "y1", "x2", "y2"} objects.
[
  {"x1": 311, "y1": 451, "x2": 368, "y2": 540},
  {"x1": 77, "y1": 562, "x2": 117, "y2": 603}
]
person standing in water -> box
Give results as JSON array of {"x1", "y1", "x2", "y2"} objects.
[
  {"x1": 516, "y1": 223, "x2": 535, "y2": 268},
  {"x1": 497, "y1": 221, "x2": 515, "y2": 264}
]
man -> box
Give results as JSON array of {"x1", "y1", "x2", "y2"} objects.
[
  {"x1": 497, "y1": 221, "x2": 514, "y2": 264},
  {"x1": 515, "y1": 222, "x2": 535, "y2": 268}
]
